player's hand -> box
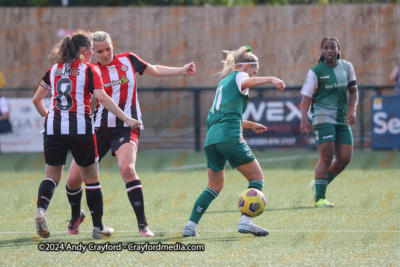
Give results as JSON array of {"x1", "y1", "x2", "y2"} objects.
[
  {"x1": 182, "y1": 62, "x2": 196, "y2": 75},
  {"x1": 124, "y1": 118, "x2": 142, "y2": 129},
  {"x1": 300, "y1": 120, "x2": 312, "y2": 135},
  {"x1": 271, "y1": 77, "x2": 285, "y2": 91},
  {"x1": 252, "y1": 123, "x2": 267, "y2": 134},
  {"x1": 346, "y1": 110, "x2": 356, "y2": 125}
]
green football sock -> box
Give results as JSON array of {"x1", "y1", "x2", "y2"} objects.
[
  {"x1": 327, "y1": 171, "x2": 337, "y2": 185},
  {"x1": 314, "y1": 178, "x2": 328, "y2": 201},
  {"x1": 248, "y1": 180, "x2": 264, "y2": 191},
  {"x1": 189, "y1": 186, "x2": 219, "y2": 224}
]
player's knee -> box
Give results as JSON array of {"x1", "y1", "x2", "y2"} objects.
[
  {"x1": 119, "y1": 165, "x2": 137, "y2": 180},
  {"x1": 67, "y1": 177, "x2": 82, "y2": 190},
  {"x1": 320, "y1": 152, "x2": 334, "y2": 164}
]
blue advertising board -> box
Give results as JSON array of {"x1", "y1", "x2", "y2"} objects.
[
  {"x1": 242, "y1": 97, "x2": 315, "y2": 149},
  {"x1": 371, "y1": 96, "x2": 400, "y2": 149}
]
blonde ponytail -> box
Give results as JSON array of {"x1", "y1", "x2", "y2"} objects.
[{"x1": 218, "y1": 46, "x2": 258, "y2": 76}]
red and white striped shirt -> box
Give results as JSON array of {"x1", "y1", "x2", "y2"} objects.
[
  {"x1": 40, "y1": 59, "x2": 103, "y2": 135},
  {"x1": 93, "y1": 53, "x2": 147, "y2": 129}
]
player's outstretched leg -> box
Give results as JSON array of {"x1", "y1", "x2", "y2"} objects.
[
  {"x1": 236, "y1": 160, "x2": 269, "y2": 237},
  {"x1": 183, "y1": 186, "x2": 220, "y2": 237},
  {"x1": 35, "y1": 177, "x2": 58, "y2": 238}
]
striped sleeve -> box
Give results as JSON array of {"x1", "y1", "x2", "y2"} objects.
[
  {"x1": 128, "y1": 53, "x2": 148, "y2": 75},
  {"x1": 40, "y1": 68, "x2": 52, "y2": 90},
  {"x1": 87, "y1": 65, "x2": 103, "y2": 93}
]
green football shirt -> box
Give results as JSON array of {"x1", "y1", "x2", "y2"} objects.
[
  {"x1": 301, "y1": 59, "x2": 356, "y2": 125},
  {"x1": 205, "y1": 71, "x2": 250, "y2": 146}
]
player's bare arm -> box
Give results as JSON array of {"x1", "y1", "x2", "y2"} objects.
[
  {"x1": 93, "y1": 89, "x2": 141, "y2": 129},
  {"x1": 144, "y1": 62, "x2": 196, "y2": 77},
  {"x1": 32, "y1": 86, "x2": 50, "y2": 117},
  {"x1": 242, "y1": 76, "x2": 285, "y2": 91},
  {"x1": 242, "y1": 120, "x2": 267, "y2": 134},
  {"x1": 300, "y1": 95, "x2": 312, "y2": 135},
  {"x1": 346, "y1": 85, "x2": 358, "y2": 125}
]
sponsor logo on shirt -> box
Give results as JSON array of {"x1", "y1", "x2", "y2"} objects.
[
  {"x1": 120, "y1": 75, "x2": 129, "y2": 85},
  {"x1": 320, "y1": 75, "x2": 330, "y2": 79},
  {"x1": 103, "y1": 75, "x2": 130, "y2": 88},
  {"x1": 325, "y1": 82, "x2": 347, "y2": 89}
]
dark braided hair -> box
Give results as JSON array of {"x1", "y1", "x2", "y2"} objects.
[
  {"x1": 50, "y1": 29, "x2": 92, "y2": 64},
  {"x1": 318, "y1": 37, "x2": 341, "y2": 63}
]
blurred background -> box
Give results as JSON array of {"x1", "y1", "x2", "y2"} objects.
[{"x1": 0, "y1": 0, "x2": 399, "y2": 153}]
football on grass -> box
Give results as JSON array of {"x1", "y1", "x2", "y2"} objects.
[{"x1": 238, "y1": 188, "x2": 267, "y2": 217}]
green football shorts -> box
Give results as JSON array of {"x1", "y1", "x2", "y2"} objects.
[
  {"x1": 204, "y1": 142, "x2": 256, "y2": 172},
  {"x1": 313, "y1": 123, "x2": 353, "y2": 145}
]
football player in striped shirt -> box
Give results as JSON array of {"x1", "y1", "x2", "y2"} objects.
[
  {"x1": 65, "y1": 31, "x2": 196, "y2": 237},
  {"x1": 300, "y1": 37, "x2": 358, "y2": 207},
  {"x1": 32, "y1": 30, "x2": 141, "y2": 239}
]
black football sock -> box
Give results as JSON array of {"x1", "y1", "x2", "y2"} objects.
[
  {"x1": 37, "y1": 178, "x2": 58, "y2": 211},
  {"x1": 126, "y1": 180, "x2": 148, "y2": 227},
  {"x1": 85, "y1": 182, "x2": 103, "y2": 230},
  {"x1": 66, "y1": 185, "x2": 82, "y2": 219}
]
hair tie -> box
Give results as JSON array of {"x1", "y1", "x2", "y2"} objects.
[
  {"x1": 245, "y1": 45, "x2": 251, "y2": 52},
  {"x1": 236, "y1": 62, "x2": 258, "y2": 65}
]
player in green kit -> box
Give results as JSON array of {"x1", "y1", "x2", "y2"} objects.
[
  {"x1": 182, "y1": 45, "x2": 285, "y2": 237},
  {"x1": 300, "y1": 37, "x2": 358, "y2": 207}
]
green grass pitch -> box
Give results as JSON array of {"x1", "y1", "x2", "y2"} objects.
[{"x1": 0, "y1": 150, "x2": 399, "y2": 265}]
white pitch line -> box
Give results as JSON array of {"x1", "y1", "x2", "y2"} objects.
[
  {"x1": 2, "y1": 229, "x2": 398, "y2": 234},
  {"x1": 165, "y1": 154, "x2": 319, "y2": 171}
]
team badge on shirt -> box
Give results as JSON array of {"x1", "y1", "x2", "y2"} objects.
[
  {"x1": 108, "y1": 66, "x2": 117, "y2": 73},
  {"x1": 121, "y1": 65, "x2": 129, "y2": 71}
]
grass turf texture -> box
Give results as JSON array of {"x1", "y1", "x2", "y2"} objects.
[{"x1": 0, "y1": 150, "x2": 399, "y2": 265}]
